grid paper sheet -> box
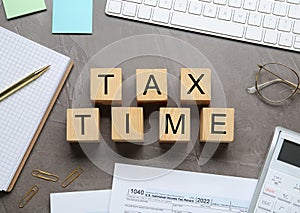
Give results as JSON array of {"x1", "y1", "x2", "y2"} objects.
[{"x1": 0, "y1": 27, "x2": 71, "y2": 191}]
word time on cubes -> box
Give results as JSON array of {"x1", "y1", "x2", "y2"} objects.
[{"x1": 67, "y1": 68, "x2": 234, "y2": 143}]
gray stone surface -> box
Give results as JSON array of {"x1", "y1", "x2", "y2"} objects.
[{"x1": 1, "y1": 0, "x2": 300, "y2": 212}]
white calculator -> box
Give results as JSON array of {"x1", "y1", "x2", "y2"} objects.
[{"x1": 249, "y1": 127, "x2": 300, "y2": 213}]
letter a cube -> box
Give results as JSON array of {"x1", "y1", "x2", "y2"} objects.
[{"x1": 136, "y1": 69, "x2": 167, "y2": 104}]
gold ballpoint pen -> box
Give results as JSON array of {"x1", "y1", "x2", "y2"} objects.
[{"x1": 0, "y1": 65, "x2": 50, "y2": 102}]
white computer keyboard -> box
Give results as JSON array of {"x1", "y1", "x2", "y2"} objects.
[{"x1": 105, "y1": 0, "x2": 300, "y2": 52}]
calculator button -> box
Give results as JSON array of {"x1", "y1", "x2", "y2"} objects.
[
  {"x1": 291, "y1": 205, "x2": 300, "y2": 213},
  {"x1": 294, "y1": 184, "x2": 300, "y2": 193},
  {"x1": 278, "y1": 190, "x2": 292, "y2": 203},
  {"x1": 271, "y1": 175, "x2": 283, "y2": 185},
  {"x1": 258, "y1": 195, "x2": 275, "y2": 211},
  {"x1": 264, "y1": 184, "x2": 278, "y2": 197},
  {"x1": 293, "y1": 196, "x2": 300, "y2": 206},
  {"x1": 256, "y1": 209, "x2": 269, "y2": 213},
  {"x1": 274, "y1": 200, "x2": 290, "y2": 212}
]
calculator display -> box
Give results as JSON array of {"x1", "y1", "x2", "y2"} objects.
[{"x1": 277, "y1": 139, "x2": 300, "y2": 168}]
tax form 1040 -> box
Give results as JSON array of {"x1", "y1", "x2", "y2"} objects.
[{"x1": 109, "y1": 164, "x2": 257, "y2": 213}]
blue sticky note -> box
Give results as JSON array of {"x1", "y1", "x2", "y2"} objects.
[{"x1": 52, "y1": 0, "x2": 93, "y2": 34}]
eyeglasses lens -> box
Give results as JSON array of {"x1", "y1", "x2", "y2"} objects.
[{"x1": 257, "y1": 63, "x2": 298, "y2": 103}]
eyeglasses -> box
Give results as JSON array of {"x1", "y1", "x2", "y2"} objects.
[{"x1": 246, "y1": 63, "x2": 300, "y2": 105}]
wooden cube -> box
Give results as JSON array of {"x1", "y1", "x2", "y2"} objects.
[
  {"x1": 90, "y1": 68, "x2": 122, "y2": 105},
  {"x1": 136, "y1": 69, "x2": 167, "y2": 104},
  {"x1": 200, "y1": 108, "x2": 234, "y2": 143},
  {"x1": 67, "y1": 108, "x2": 100, "y2": 143},
  {"x1": 159, "y1": 108, "x2": 190, "y2": 143},
  {"x1": 180, "y1": 68, "x2": 211, "y2": 105},
  {"x1": 111, "y1": 107, "x2": 144, "y2": 142}
]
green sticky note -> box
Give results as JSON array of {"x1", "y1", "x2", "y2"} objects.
[{"x1": 3, "y1": 0, "x2": 46, "y2": 19}]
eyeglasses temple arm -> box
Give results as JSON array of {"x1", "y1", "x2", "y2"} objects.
[
  {"x1": 246, "y1": 79, "x2": 283, "y2": 94},
  {"x1": 247, "y1": 79, "x2": 300, "y2": 94}
]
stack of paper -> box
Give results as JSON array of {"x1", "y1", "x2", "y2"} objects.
[{"x1": 50, "y1": 163, "x2": 257, "y2": 213}]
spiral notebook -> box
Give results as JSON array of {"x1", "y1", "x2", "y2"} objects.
[{"x1": 0, "y1": 27, "x2": 73, "y2": 192}]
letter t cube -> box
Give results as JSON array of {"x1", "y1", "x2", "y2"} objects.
[{"x1": 66, "y1": 108, "x2": 100, "y2": 143}]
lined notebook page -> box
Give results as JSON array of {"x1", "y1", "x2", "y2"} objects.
[{"x1": 0, "y1": 27, "x2": 71, "y2": 191}]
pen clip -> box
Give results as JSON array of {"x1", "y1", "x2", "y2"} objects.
[
  {"x1": 61, "y1": 167, "x2": 83, "y2": 188},
  {"x1": 31, "y1": 169, "x2": 59, "y2": 182},
  {"x1": 18, "y1": 185, "x2": 39, "y2": 208}
]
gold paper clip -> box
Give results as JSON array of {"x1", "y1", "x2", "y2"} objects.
[
  {"x1": 61, "y1": 167, "x2": 83, "y2": 188},
  {"x1": 31, "y1": 169, "x2": 59, "y2": 182},
  {"x1": 18, "y1": 185, "x2": 39, "y2": 208}
]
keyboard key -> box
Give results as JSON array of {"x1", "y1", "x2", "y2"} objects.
[
  {"x1": 144, "y1": 0, "x2": 158, "y2": 6},
  {"x1": 214, "y1": 0, "x2": 227, "y2": 5},
  {"x1": 174, "y1": 0, "x2": 188, "y2": 12},
  {"x1": 189, "y1": 1, "x2": 203, "y2": 15},
  {"x1": 233, "y1": 10, "x2": 248, "y2": 23},
  {"x1": 159, "y1": 0, "x2": 173, "y2": 9},
  {"x1": 278, "y1": 18, "x2": 292, "y2": 32},
  {"x1": 258, "y1": 195, "x2": 275, "y2": 211},
  {"x1": 264, "y1": 29, "x2": 278, "y2": 44},
  {"x1": 243, "y1": 0, "x2": 258, "y2": 11},
  {"x1": 273, "y1": 2, "x2": 287, "y2": 16},
  {"x1": 108, "y1": 0, "x2": 122, "y2": 14},
  {"x1": 123, "y1": 2, "x2": 137, "y2": 16},
  {"x1": 218, "y1": 7, "x2": 232, "y2": 21},
  {"x1": 245, "y1": 26, "x2": 263, "y2": 41},
  {"x1": 248, "y1": 13, "x2": 262, "y2": 26},
  {"x1": 288, "y1": 5, "x2": 300, "y2": 19},
  {"x1": 278, "y1": 190, "x2": 293, "y2": 203},
  {"x1": 279, "y1": 33, "x2": 293, "y2": 47},
  {"x1": 263, "y1": 15, "x2": 278, "y2": 29},
  {"x1": 294, "y1": 38, "x2": 300, "y2": 49},
  {"x1": 273, "y1": 200, "x2": 290, "y2": 213},
  {"x1": 286, "y1": 20, "x2": 296, "y2": 33},
  {"x1": 228, "y1": 0, "x2": 242, "y2": 8},
  {"x1": 125, "y1": 0, "x2": 142, "y2": 3},
  {"x1": 138, "y1": 5, "x2": 152, "y2": 19},
  {"x1": 152, "y1": 8, "x2": 170, "y2": 23},
  {"x1": 200, "y1": 0, "x2": 212, "y2": 2},
  {"x1": 203, "y1": 4, "x2": 218, "y2": 18},
  {"x1": 258, "y1": 0, "x2": 273, "y2": 14},
  {"x1": 171, "y1": 12, "x2": 244, "y2": 37}
]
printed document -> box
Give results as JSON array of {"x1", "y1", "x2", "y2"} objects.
[
  {"x1": 50, "y1": 190, "x2": 110, "y2": 213},
  {"x1": 109, "y1": 163, "x2": 257, "y2": 213}
]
